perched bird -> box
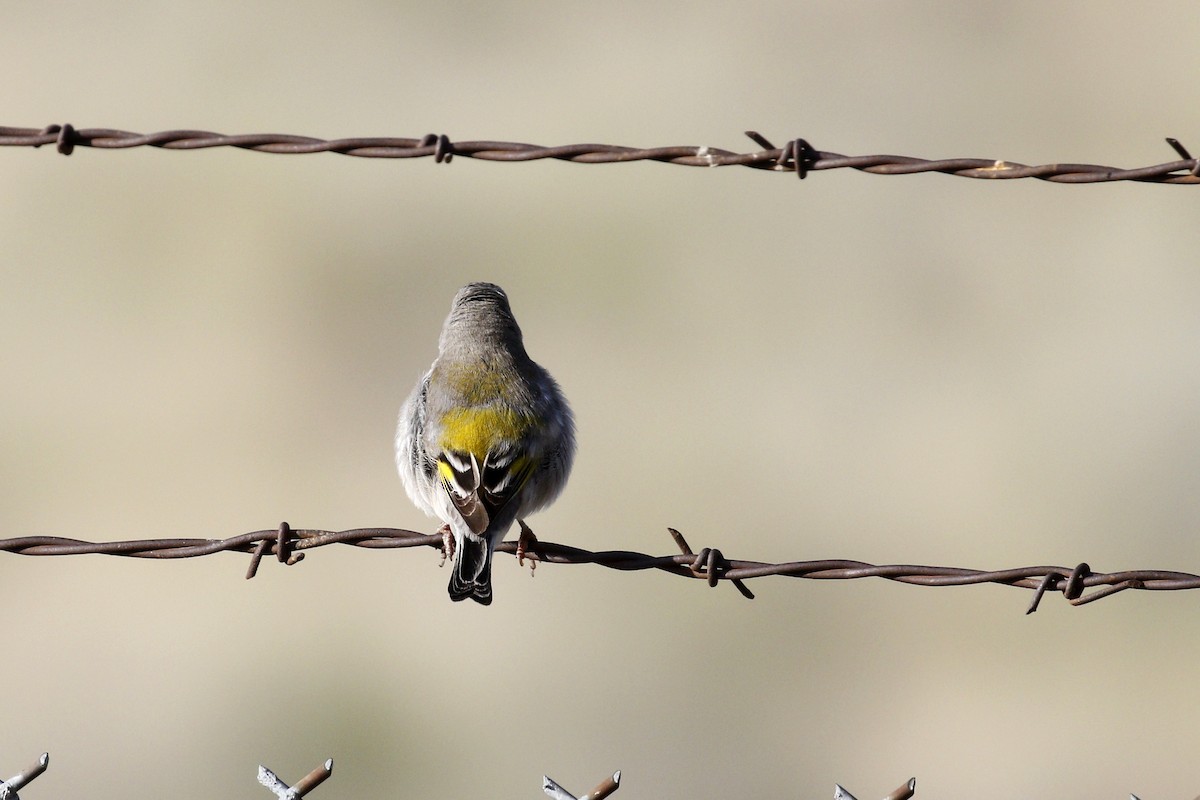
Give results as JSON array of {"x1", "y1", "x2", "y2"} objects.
[{"x1": 396, "y1": 282, "x2": 575, "y2": 605}]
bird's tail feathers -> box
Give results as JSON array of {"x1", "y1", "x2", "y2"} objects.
[{"x1": 448, "y1": 535, "x2": 494, "y2": 606}]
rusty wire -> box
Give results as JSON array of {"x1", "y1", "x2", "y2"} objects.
[
  {"x1": 3, "y1": 523, "x2": 1199, "y2": 613},
  {"x1": 1, "y1": 124, "x2": 1198, "y2": 183}
]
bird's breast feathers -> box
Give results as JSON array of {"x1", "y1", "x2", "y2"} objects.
[{"x1": 437, "y1": 405, "x2": 534, "y2": 458}]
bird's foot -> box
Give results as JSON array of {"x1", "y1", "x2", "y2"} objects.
[
  {"x1": 516, "y1": 519, "x2": 538, "y2": 575},
  {"x1": 438, "y1": 524, "x2": 454, "y2": 567}
]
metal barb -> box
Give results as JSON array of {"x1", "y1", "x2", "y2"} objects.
[
  {"x1": 0, "y1": 753, "x2": 50, "y2": 800},
  {"x1": 543, "y1": 775, "x2": 577, "y2": 800},
  {"x1": 257, "y1": 760, "x2": 332, "y2": 800},
  {"x1": 257, "y1": 765, "x2": 289, "y2": 797},
  {"x1": 746, "y1": 131, "x2": 816, "y2": 178},
  {"x1": 246, "y1": 521, "x2": 302, "y2": 578},
  {"x1": 245, "y1": 536, "x2": 271, "y2": 580},
  {"x1": 779, "y1": 138, "x2": 816, "y2": 179},
  {"x1": 291, "y1": 759, "x2": 333, "y2": 797},
  {"x1": 1062, "y1": 562, "x2": 1091, "y2": 600},
  {"x1": 1165, "y1": 137, "x2": 1200, "y2": 176},
  {"x1": 581, "y1": 770, "x2": 621, "y2": 800},
  {"x1": 744, "y1": 130, "x2": 776, "y2": 151},
  {"x1": 33, "y1": 124, "x2": 74, "y2": 156},
  {"x1": 668, "y1": 527, "x2": 694, "y2": 556},
  {"x1": 834, "y1": 784, "x2": 859, "y2": 800},
  {"x1": 545, "y1": 771, "x2": 620, "y2": 800},
  {"x1": 1165, "y1": 137, "x2": 1192, "y2": 160},
  {"x1": 1026, "y1": 570, "x2": 1063, "y2": 614},
  {"x1": 435, "y1": 134, "x2": 454, "y2": 163},
  {"x1": 419, "y1": 133, "x2": 455, "y2": 163},
  {"x1": 882, "y1": 777, "x2": 917, "y2": 800},
  {"x1": 277, "y1": 520, "x2": 299, "y2": 564},
  {"x1": 671, "y1": 528, "x2": 754, "y2": 598},
  {"x1": 687, "y1": 542, "x2": 754, "y2": 599}
]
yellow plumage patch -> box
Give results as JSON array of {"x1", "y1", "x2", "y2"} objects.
[{"x1": 439, "y1": 406, "x2": 531, "y2": 456}]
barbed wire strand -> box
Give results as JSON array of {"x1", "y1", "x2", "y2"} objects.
[
  {"x1": 1, "y1": 124, "x2": 1198, "y2": 183},
  {"x1": 4, "y1": 524, "x2": 1199, "y2": 613}
]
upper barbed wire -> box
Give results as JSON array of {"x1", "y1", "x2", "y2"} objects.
[
  {"x1": 1, "y1": 124, "x2": 1197, "y2": 183},
  {"x1": 3, "y1": 523, "x2": 1199, "y2": 614}
]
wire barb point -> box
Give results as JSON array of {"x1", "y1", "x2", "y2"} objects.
[
  {"x1": 257, "y1": 759, "x2": 332, "y2": 800},
  {"x1": 1, "y1": 752, "x2": 50, "y2": 799},
  {"x1": 676, "y1": 534, "x2": 754, "y2": 600},
  {"x1": 245, "y1": 521, "x2": 303, "y2": 578},
  {"x1": 580, "y1": 770, "x2": 621, "y2": 800},
  {"x1": 833, "y1": 784, "x2": 859, "y2": 800},
  {"x1": 883, "y1": 777, "x2": 917, "y2": 800},
  {"x1": 1025, "y1": 570, "x2": 1062, "y2": 614},
  {"x1": 1165, "y1": 136, "x2": 1200, "y2": 176},
  {"x1": 291, "y1": 759, "x2": 333, "y2": 797},
  {"x1": 543, "y1": 775, "x2": 576, "y2": 800},
  {"x1": 667, "y1": 527, "x2": 693, "y2": 556},
  {"x1": 744, "y1": 130, "x2": 775, "y2": 150},
  {"x1": 544, "y1": 771, "x2": 621, "y2": 800}
]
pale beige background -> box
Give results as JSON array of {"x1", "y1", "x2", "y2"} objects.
[{"x1": 3, "y1": 2, "x2": 1200, "y2": 799}]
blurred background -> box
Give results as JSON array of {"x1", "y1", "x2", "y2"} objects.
[{"x1": 3, "y1": 2, "x2": 1200, "y2": 798}]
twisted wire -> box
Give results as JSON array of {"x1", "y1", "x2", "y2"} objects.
[
  {"x1": 1, "y1": 124, "x2": 1197, "y2": 183},
  {"x1": 3, "y1": 524, "x2": 1198, "y2": 613}
]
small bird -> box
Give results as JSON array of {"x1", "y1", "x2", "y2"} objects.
[{"x1": 396, "y1": 282, "x2": 575, "y2": 604}]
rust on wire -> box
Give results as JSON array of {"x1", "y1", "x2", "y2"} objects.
[
  {"x1": 1, "y1": 124, "x2": 1198, "y2": 183},
  {"x1": 3, "y1": 526, "x2": 1200, "y2": 612}
]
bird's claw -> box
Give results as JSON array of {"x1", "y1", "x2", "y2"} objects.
[
  {"x1": 438, "y1": 524, "x2": 454, "y2": 568},
  {"x1": 516, "y1": 519, "x2": 538, "y2": 575}
]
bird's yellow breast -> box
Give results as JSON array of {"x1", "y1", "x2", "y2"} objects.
[{"x1": 439, "y1": 405, "x2": 531, "y2": 457}]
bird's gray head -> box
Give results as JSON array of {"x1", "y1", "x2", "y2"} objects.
[
  {"x1": 439, "y1": 282, "x2": 524, "y2": 353},
  {"x1": 451, "y1": 282, "x2": 511, "y2": 312}
]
